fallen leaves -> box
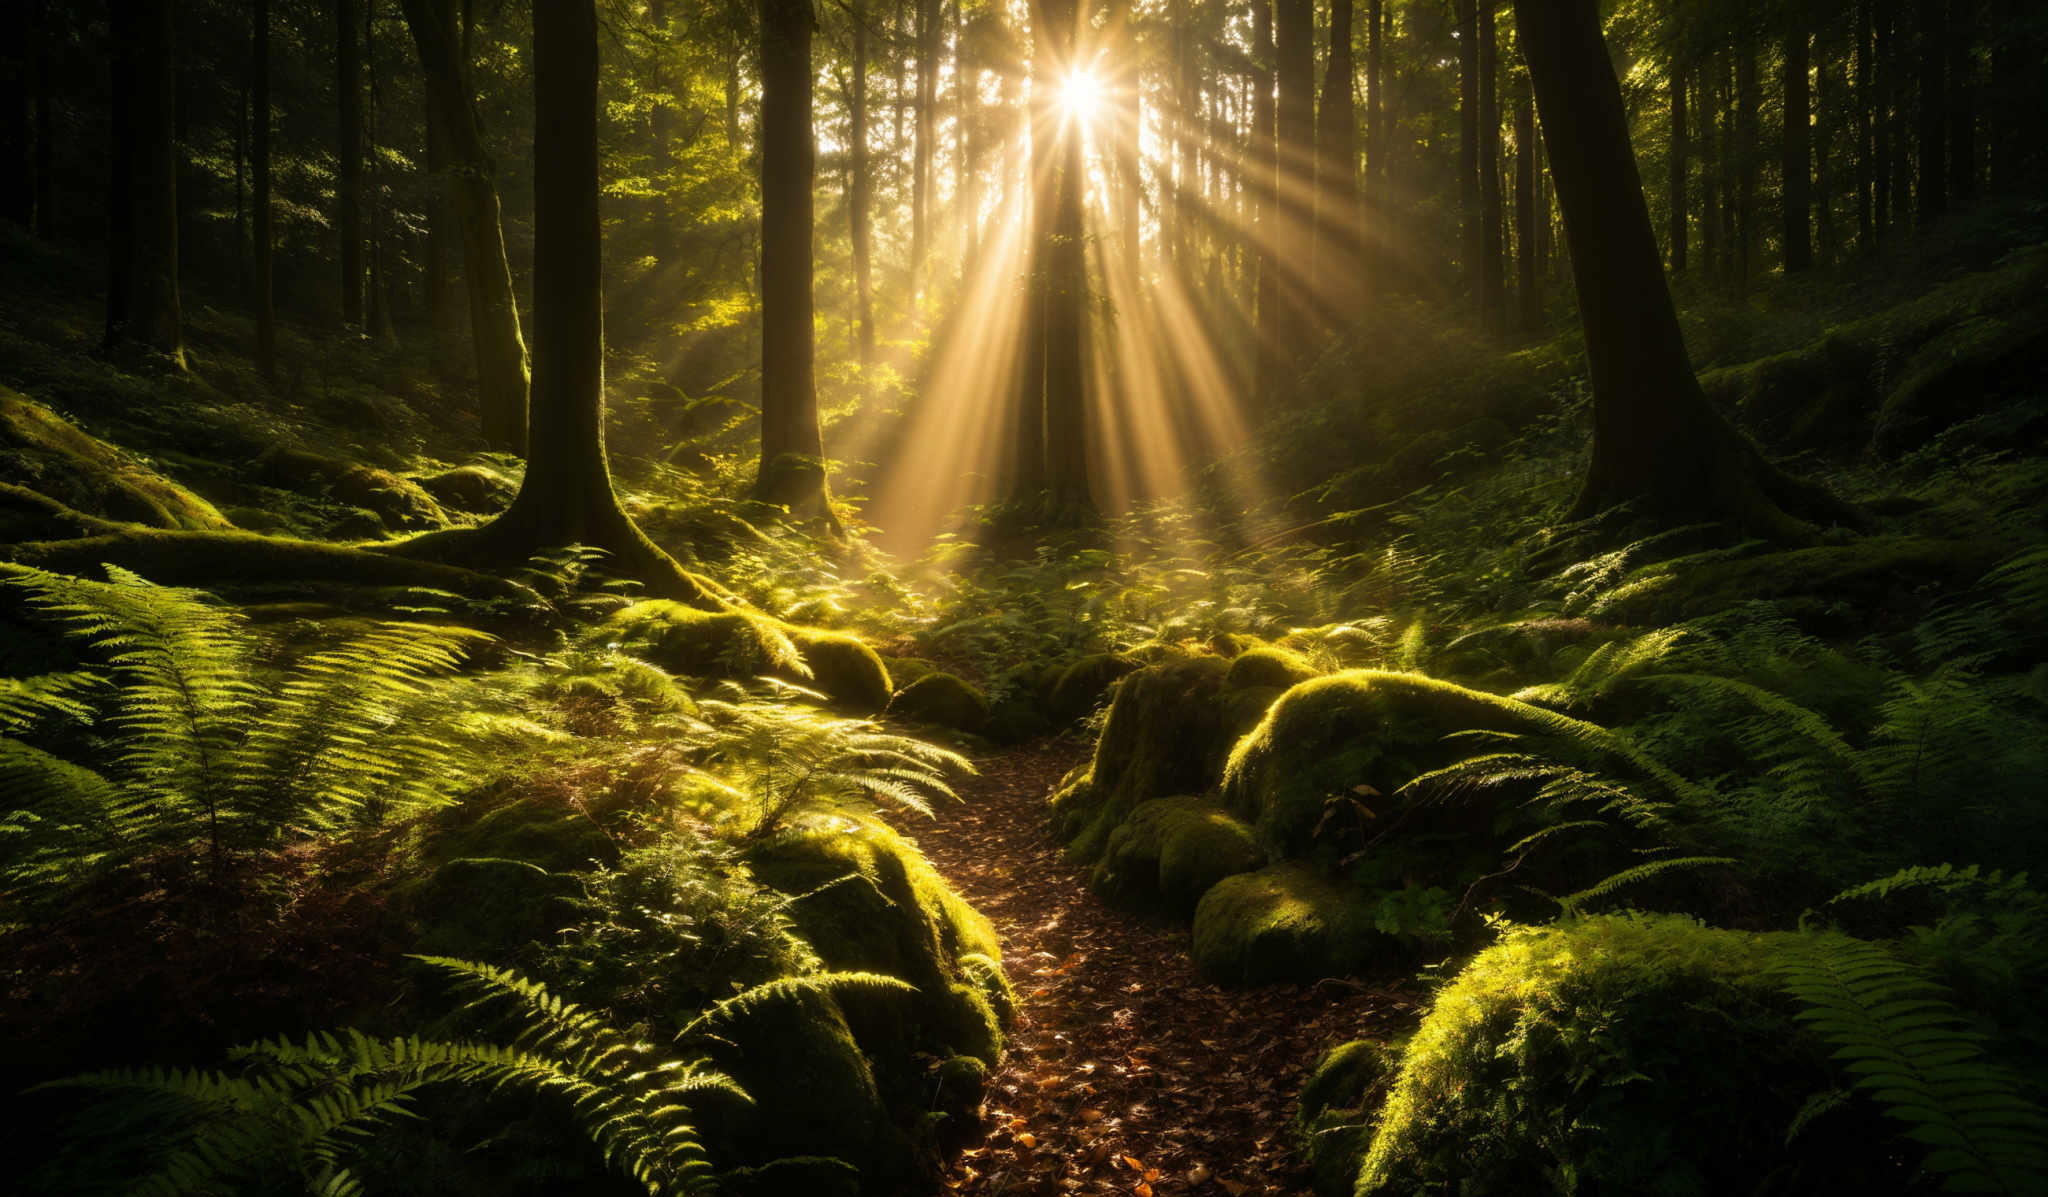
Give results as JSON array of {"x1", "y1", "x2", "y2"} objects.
[{"x1": 917, "y1": 742, "x2": 1422, "y2": 1196}]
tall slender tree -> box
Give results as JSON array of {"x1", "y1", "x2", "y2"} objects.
[
  {"x1": 1516, "y1": 73, "x2": 1540, "y2": 330},
  {"x1": 337, "y1": 0, "x2": 364, "y2": 327},
  {"x1": 399, "y1": 0, "x2": 529, "y2": 453},
  {"x1": 253, "y1": 0, "x2": 275, "y2": 380},
  {"x1": 1478, "y1": 0, "x2": 1505, "y2": 329},
  {"x1": 104, "y1": 0, "x2": 183, "y2": 367},
  {"x1": 1668, "y1": 56, "x2": 1688, "y2": 273},
  {"x1": 1039, "y1": 0, "x2": 1091, "y2": 522},
  {"x1": 754, "y1": 0, "x2": 837, "y2": 522},
  {"x1": 1274, "y1": 0, "x2": 1314, "y2": 353},
  {"x1": 849, "y1": 0, "x2": 876, "y2": 363},
  {"x1": 1457, "y1": 0, "x2": 1480, "y2": 299},
  {"x1": 1916, "y1": 0, "x2": 1947, "y2": 224},
  {"x1": 1784, "y1": 23, "x2": 1813, "y2": 272},
  {"x1": 1314, "y1": 0, "x2": 1360, "y2": 315}
]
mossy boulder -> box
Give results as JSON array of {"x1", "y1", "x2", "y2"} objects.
[
  {"x1": 888, "y1": 672, "x2": 989, "y2": 733},
  {"x1": 410, "y1": 857, "x2": 582, "y2": 961},
  {"x1": 1224, "y1": 645, "x2": 1322, "y2": 691},
  {"x1": 1190, "y1": 863, "x2": 1382, "y2": 985},
  {"x1": 884, "y1": 656, "x2": 941, "y2": 688},
  {"x1": 1353, "y1": 915, "x2": 1891, "y2": 1196},
  {"x1": 602, "y1": 601, "x2": 891, "y2": 711},
  {"x1": 1873, "y1": 303, "x2": 2048, "y2": 457},
  {"x1": 1048, "y1": 652, "x2": 1141, "y2": 719},
  {"x1": 1051, "y1": 656, "x2": 1237, "y2": 862},
  {"x1": 787, "y1": 627, "x2": 893, "y2": 712},
  {"x1": 1089, "y1": 796, "x2": 1263, "y2": 915},
  {"x1": 328, "y1": 465, "x2": 446, "y2": 531},
  {"x1": 0, "y1": 386, "x2": 231, "y2": 530},
  {"x1": 1297, "y1": 1040, "x2": 1399, "y2": 1197},
  {"x1": 417, "y1": 464, "x2": 517, "y2": 515},
  {"x1": 1220, "y1": 670, "x2": 1543, "y2": 857},
  {"x1": 746, "y1": 816, "x2": 1007, "y2": 1067}
]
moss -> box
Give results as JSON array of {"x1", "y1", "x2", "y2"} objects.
[
  {"x1": 1189, "y1": 863, "x2": 1382, "y2": 985},
  {"x1": 985, "y1": 662, "x2": 1062, "y2": 743},
  {"x1": 1090, "y1": 796, "x2": 1263, "y2": 915},
  {"x1": 410, "y1": 857, "x2": 582, "y2": 961},
  {"x1": 1356, "y1": 915, "x2": 1888, "y2": 1196},
  {"x1": 1220, "y1": 670, "x2": 1543, "y2": 857},
  {"x1": 1224, "y1": 646, "x2": 1322, "y2": 691},
  {"x1": 1598, "y1": 537, "x2": 2012, "y2": 625},
  {"x1": 0, "y1": 386, "x2": 231, "y2": 530},
  {"x1": 884, "y1": 656, "x2": 940, "y2": 688},
  {"x1": 602, "y1": 601, "x2": 891, "y2": 711},
  {"x1": 1874, "y1": 303, "x2": 2048, "y2": 457},
  {"x1": 1057, "y1": 656, "x2": 1239, "y2": 863},
  {"x1": 745, "y1": 815, "x2": 1004, "y2": 1065},
  {"x1": 1297, "y1": 1040, "x2": 1400, "y2": 1197},
  {"x1": 327, "y1": 465, "x2": 447, "y2": 531},
  {"x1": 787, "y1": 627, "x2": 893, "y2": 712},
  {"x1": 1047, "y1": 651, "x2": 1141, "y2": 719},
  {"x1": 887, "y1": 671, "x2": 990, "y2": 733},
  {"x1": 417, "y1": 464, "x2": 516, "y2": 515}
]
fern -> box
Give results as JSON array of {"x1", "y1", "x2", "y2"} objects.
[
  {"x1": 1773, "y1": 932, "x2": 2048, "y2": 1193},
  {"x1": 1553, "y1": 856, "x2": 1736, "y2": 915}
]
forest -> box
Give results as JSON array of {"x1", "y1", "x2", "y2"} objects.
[{"x1": 1, "y1": 0, "x2": 2044, "y2": 1191}]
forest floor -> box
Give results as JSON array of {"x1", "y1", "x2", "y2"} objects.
[{"x1": 916, "y1": 742, "x2": 1422, "y2": 1197}]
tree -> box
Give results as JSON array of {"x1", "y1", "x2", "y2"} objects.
[
  {"x1": 1251, "y1": 0, "x2": 1279, "y2": 394},
  {"x1": 849, "y1": 0, "x2": 876, "y2": 363},
  {"x1": 1314, "y1": 0, "x2": 1360, "y2": 314},
  {"x1": 1478, "y1": 0, "x2": 1505, "y2": 330},
  {"x1": 337, "y1": 0, "x2": 364, "y2": 328},
  {"x1": 1917, "y1": 0, "x2": 1946, "y2": 224},
  {"x1": 1, "y1": 2, "x2": 27, "y2": 228},
  {"x1": 754, "y1": 0, "x2": 837, "y2": 522},
  {"x1": 398, "y1": 0, "x2": 529, "y2": 454},
  {"x1": 253, "y1": 0, "x2": 275, "y2": 380},
  {"x1": 104, "y1": 0, "x2": 184, "y2": 367},
  {"x1": 1784, "y1": 22, "x2": 1813, "y2": 272},
  {"x1": 1458, "y1": 0, "x2": 1480, "y2": 302},
  {"x1": 1516, "y1": 73, "x2": 1540, "y2": 331},
  {"x1": 1036, "y1": 0, "x2": 1092, "y2": 522},
  {"x1": 1509, "y1": 0, "x2": 1854, "y2": 536},
  {"x1": 1275, "y1": 0, "x2": 1314, "y2": 350},
  {"x1": 1668, "y1": 57, "x2": 1687, "y2": 274}
]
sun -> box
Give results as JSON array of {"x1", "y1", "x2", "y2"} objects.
[{"x1": 1058, "y1": 68, "x2": 1105, "y2": 124}]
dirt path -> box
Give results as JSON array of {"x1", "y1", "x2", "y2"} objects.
[{"x1": 914, "y1": 742, "x2": 1421, "y2": 1197}]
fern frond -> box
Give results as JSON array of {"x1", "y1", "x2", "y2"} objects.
[
  {"x1": 1554, "y1": 856, "x2": 1735, "y2": 915},
  {"x1": 1773, "y1": 933, "x2": 2048, "y2": 1194},
  {"x1": 675, "y1": 971, "x2": 916, "y2": 1042}
]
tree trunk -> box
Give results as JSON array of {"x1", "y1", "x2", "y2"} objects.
[
  {"x1": 104, "y1": 0, "x2": 184, "y2": 367},
  {"x1": 911, "y1": 0, "x2": 936, "y2": 295},
  {"x1": 1667, "y1": 61, "x2": 1686, "y2": 274},
  {"x1": 1314, "y1": 0, "x2": 1360, "y2": 316},
  {"x1": 1947, "y1": 0, "x2": 1975, "y2": 200},
  {"x1": 1457, "y1": 0, "x2": 1480, "y2": 302},
  {"x1": 364, "y1": 0, "x2": 396, "y2": 344},
  {"x1": 338, "y1": 0, "x2": 363, "y2": 328},
  {"x1": 1510, "y1": 0, "x2": 1850, "y2": 536},
  {"x1": 1275, "y1": 0, "x2": 1313, "y2": 354},
  {"x1": 423, "y1": 52, "x2": 462, "y2": 378},
  {"x1": 1010, "y1": 19, "x2": 1048, "y2": 503},
  {"x1": 1478, "y1": 0, "x2": 1505, "y2": 330},
  {"x1": 1, "y1": 3, "x2": 29, "y2": 228},
  {"x1": 1039, "y1": 0, "x2": 1091, "y2": 522},
  {"x1": 399, "y1": 0, "x2": 529, "y2": 454},
  {"x1": 1815, "y1": 29, "x2": 1836, "y2": 266},
  {"x1": 1700, "y1": 69, "x2": 1719, "y2": 277},
  {"x1": 1783, "y1": 25, "x2": 1812, "y2": 272},
  {"x1": 1916, "y1": 0, "x2": 1946, "y2": 224},
  {"x1": 850, "y1": 0, "x2": 875, "y2": 364},
  {"x1": 1857, "y1": 0, "x2": 1874, "y2": 248},
  {"x1": 1252, "y1": 0, "x2": 1279, "y2": 397},
  {"x1": 1875, "y1": 0, "x2": 1895, "y2": 238},
  {"x1": 754, "y1": 0, "x2": 835, "y2": 521},
  {"x1": 1364, "y1": 0, "x2": 1382, "y2": 285},
  {"x1": 253, "y1": 0, "x2": 275, "y2": 380},
  {"x1": 1735, "y1": 45, "x2": 1757, "y2": 290},
  {"x1": 1516, "y1": 73, "x2": 1539, "y2": 331}
]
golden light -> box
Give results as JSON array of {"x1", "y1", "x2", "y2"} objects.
[{"x1": 1058, "y1": 68, "x2": 1105, "y2": 124}]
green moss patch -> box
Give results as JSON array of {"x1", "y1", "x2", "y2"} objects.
[
  {"x1": 1190, "y1": 863, "x2": 1382, "y2": 985},
  {"x1": 1353, "y1": 914, "x2": 1882, "y2": 1196},
  {"x1": 1596, "y1": 537, "x2": 2011, "y2": 625},
  {"x1": 0, "y1": 386, "x2": 231, "y2": 530},
  {"x1": 1223, "y1": 645, "x2": 1322, "y2": 691},
  {"x1": 887, "y1": 671, "x2": 990, "y2": 733},
  {"x1": 1047, "y1": 652, "x2": 1141, "y2": 719},
  {"x1": 1089, "y1": 795, "x2": 1263, "y2": 915},
  {"x1": 1297, "y1": 1039, "x2": 1400, "y2": 1197},
  {"x1": 603, "y1": 600, "x2": 892, "y2": 711}
]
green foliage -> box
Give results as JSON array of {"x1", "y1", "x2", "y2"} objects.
[
  {"x1": 885, "y1": 671, "x2": 991, "y2": 733},
  {"x1": 681, "y1": 686, "x2": 971, "y2": 839},
  {"x1": 0, "y1": 564, "x2": 505, "y2": 895},
  {"x1": 1772, "y1": 933, "x2": 2048, "y2": 1193}
]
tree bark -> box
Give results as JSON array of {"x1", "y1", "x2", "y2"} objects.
[
  {"x1": 1700, "y1": 67, "x2": 1719, "y2": 276},
  {"x1": 849, "y1": 0, "x2": 875, "y2": 364},
  {"x1": 1667, "y1": 60, "x2": 1687, "y2": 275},
  {"x1": 337, "y1": 0, "x2": 364, "y2": 328},
  {"x1": 753, "y1": 0, "x2": 835, "y2": 522},
  {"x1": 1856, "y1": 0, "x2": 1874, "y2": 248},
  {"x1": 253, "y1": 0, "x2": 275, "y2": 380},
  {"x1": 1252, "y1": 0, "x2": 1280, "y2": 397},
  {"x1": 1875, "y1": 0, "x2": 1894, "y2": 238},
  {"x1": 1916, "y1": 0, "x2": 1946, "y2": 224},
  {"x1": 1735, "y1": 45, "x2": 1757, "y2": 290},
  {"x1": 104, "y1": 0, "x2": 184, "y2": 367},
  {"x1": 911, "y1": 0, "x2": 936, "y2": 295},
  {"x1": 1010, "y1": 21, "x2": 1048, "y2": 503},
  {"x1": 1314, "y1": 0, "x2": 1360, "y2": 316},
  {"x1": 1516, "y1": 73, "x2": 1540, "y2": 331},
  {"x1": 1783, "y1": 25, "x2": 1812, "y2": 272},
  {"x1": 1510, "y1": 0, "x2": 1851, "y2": 536},
  {"x1": 1364, "y1": 0, "x2": 1383, "y2": 286},
  {"x1": 398, "y1": 0, "x2": 529, "y2": 454},
  {"x1": 1039, "y1": 0, "x2": 1091, "y2": 522},
  {"x1": 1458, "y1": 0, "x2": 1480, "y2": 303},
  {"x1": 1478, "y1": 0, "x2": 1504, "y2": 330},
  {"x1": 1, "y1": 3, "x2": 28, "y2": 228},
  {"x1": 1947, "y1": 0, "x2": 1975, "y2": 200},
  {"x1": 1275, "y1": 0, "x2": 1314, "y2": 355}
]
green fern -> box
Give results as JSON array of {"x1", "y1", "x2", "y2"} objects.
[{"x1": 1773, "y1": 932, "x2": 2048, "y2": 1193}]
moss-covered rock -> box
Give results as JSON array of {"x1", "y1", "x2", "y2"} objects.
[
  {"x1": 410, "y1": 857, "x2": 582, "y2": 961},
  {"x1": 1224, "y1": 645, "x2": 1321, "y2": 691},
  {"x1": 1047, "y1": 652, "x2": 1141, "y2": 719},
  {"x1": 887, "y1": 672, "x2": 990, "y2": 733},
  {"x1": 1220, "y1": 670, "x2": 1543, "y2": 857},
  {"x1": 1190, "y1": 863, "x2": 1382, "y2": 985},
  {"x1": 883, "y1": 656, "x2": 940, "y2": 688},
  {"x1": 603, "y1": 601, "x2": 891, "y2": 711},
  {"x1": 1089, "y1": 796, "x2": 1263, "y2": 915},
  {"x1": 418, "y1": 464, "x2": 517, "y2": 515},
  {"x1": 787, "y1": 627, "x2": 893, "y2": 712},
  {"x1": 746, "y1": 816, "x2": 1006, "y2": 1066},
  {"x1": 0, "y1": 386, "x2": 231, "y2": 530},
  {"x1": 1296, "y1": 1039, "x2": 1399, "y2": 1197},
  {"x1": 1353, "y1": 915, "x2": 1889, "y2": 1196},
  {"x1": 1051, "y1": 656, "x2": 1238, "y2": 862},
  {"x1": 1873, "y1": 303, "x2": 2048, "y2": 457}
]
